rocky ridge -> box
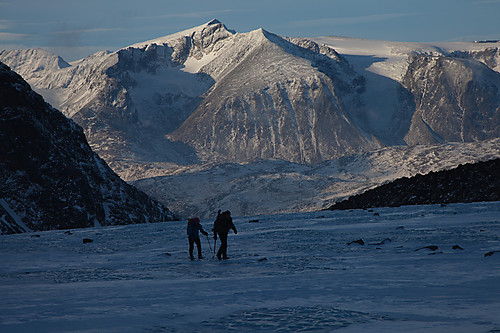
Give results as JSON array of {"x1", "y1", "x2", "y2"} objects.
[
  {"x1": 0, "y1": 63, "x2": 176, "y2": 234},
  {"x1": 328, "y1": 158, "x2": 500, "y2": 210}
]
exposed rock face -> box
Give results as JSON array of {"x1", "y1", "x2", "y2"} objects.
[
  {"x1": 328, "y1": 158, "x2": 500, "y2": 210},
  {"x1": 450, "y1": 47, "x2": 500, "y2": 73},
  {"x1": 402, "y1": 54, "x2": 500, "y2": 145},
  {"x1": 0, "y1": 63, "x2": 176, "y2": 234},
  {"x1": 169, "y1": 29, "x2": 378, "y2": 163}
]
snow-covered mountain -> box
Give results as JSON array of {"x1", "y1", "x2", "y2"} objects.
[
  {"x1": 167, "y1": 27, "x2": 380, "y2": 164},
  {"x1": 0, "y1": 63, "x2": 176, "y2": 234},
  {"x1": 2, "y1": 20, "x2": 499, "y2": 169},
  {"x1": 312, "y1": 36, "x2": 500, "y2": 146},
  {"x1": 132, "y1": 139, "x2": 500, "y2": 218},
  {"x1": 1, "y1": 20, "x2": 499, "y2": 218}
]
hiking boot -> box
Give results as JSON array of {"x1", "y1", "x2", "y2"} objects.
[
  {"x1": 198, "y1": 256, "x2": 203, "y2": 260},
  {"x1": 223, "y1": 256, "x2": 229, "y2": 260}
]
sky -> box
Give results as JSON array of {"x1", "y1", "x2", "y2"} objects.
[{"x1": 1, "y1": 0, "x2": 499, "y2": 61}]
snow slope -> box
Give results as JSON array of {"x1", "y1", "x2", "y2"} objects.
[
  {"x1": 0, "y1": 202, "x2": 499, "y2": 332},
  {"x1": 133, "y1": 139, "x2": 500, "y2": 219}
]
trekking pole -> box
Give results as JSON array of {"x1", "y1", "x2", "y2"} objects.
[{"x1": 205, "y1": 234, "x2": 213, "y2": 258}]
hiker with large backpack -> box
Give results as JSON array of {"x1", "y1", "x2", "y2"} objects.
[
  {"x1": 187, "y1": 217, "x2": 208, "y2": 260},
  {"x1": 213, "y1": 210, "x2": 237, "y2": 260}
]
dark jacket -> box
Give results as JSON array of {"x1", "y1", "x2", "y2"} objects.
[
  {"x1": 187, "y1": 217, "x2": 207, "y2": 238},
  {"x1": 213, "y1": 211, "x2": 237, "y2": 239}
]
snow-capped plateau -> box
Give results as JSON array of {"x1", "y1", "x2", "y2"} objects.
[
  {"x1": 1, "y1": 19, "x2": 499, "y2": 218},
  {"x1": 311, "y1": 36, "x2": 500, "y2": 80}
]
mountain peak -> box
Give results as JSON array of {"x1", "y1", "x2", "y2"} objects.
[
  {"x1": 0, "y1": 48, "x2": 70, "y2": 70},
  {"x1": 206, "y1": 18, "x2": 222, "y2": 25},
  {"x1": 129, "y1": 19, "x2": 234, "y2": 49}
]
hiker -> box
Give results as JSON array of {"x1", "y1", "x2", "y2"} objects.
[
  {"x1": 213, "y1": 210, "x2": 237, "y2": 260},
  {"x1": 187, "y1": 217, "x2": 208, "y2": 260}
]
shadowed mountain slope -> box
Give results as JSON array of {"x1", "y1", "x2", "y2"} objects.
[{"x1": 0, "y1": 63, "x2": 176, "y2": 234}]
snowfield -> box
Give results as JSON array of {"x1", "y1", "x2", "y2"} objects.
[{"x1": 1, "y1": 202, "x2": 499, "y2": 332}]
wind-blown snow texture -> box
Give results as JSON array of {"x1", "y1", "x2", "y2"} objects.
[
  {"x1": 0, "y1": 202, "x2": 499, "y2": 332},
  {"x1": 0, "y1": 63, "x2": 175, "y2": 233},
  {"x1": 1, "y1": 20, "x2": 500, "y2": 218}
]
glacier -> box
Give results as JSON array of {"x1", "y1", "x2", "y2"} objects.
[{"x1": 0, "y1": 202, "x2": 499, "y2": 332}]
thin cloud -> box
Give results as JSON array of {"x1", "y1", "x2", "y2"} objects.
[
  {"x1": 46, "y1": 25, "x2": 124, "y2": 48},
  {"x1": 0, "y1": 19, "x2": 12, "y2": 30},
  {"x1": 449, "y1": 33, "x2": 500, "y2": 42},
  {"x1": 53, "y1": 27, "x2": 124, "y2": 35},
  {"x1": 0, "y1": 32, "x2": 29, "y2": 41},
  {"x1": 289, "y1": 13, "x2": 418, "y2": 28},
  {"x1": 475, "y1": 0, "x2": 500, "y2": 4},
  {"x1": 136, "y1": 9, "x2": 237, "y2": 20}
]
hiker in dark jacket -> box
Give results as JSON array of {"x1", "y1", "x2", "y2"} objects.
[
  {"x1": 213, "y1": 210, "x2": 237, "y2": 260},
  {"x1": 187, "y1": 217, "x2": 208, "y2": 260}
]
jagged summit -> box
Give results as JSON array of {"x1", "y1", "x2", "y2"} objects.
[
  {"x1": 0, "y1": 48, "x2": 70, "y2": 69},
  {"x1": 165, "y1": 24, "x2": 374, "y2": 164},
  {"x1": 129, "y1": 19, "x2": 235, "y2": 50},
  {"x1": 0, "y1": 49, "x2": 70, "y2": 86}
]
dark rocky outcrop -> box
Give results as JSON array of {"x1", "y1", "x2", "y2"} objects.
[
  {"x1": 0, "y1": 62, "x2": 176, "y2": 234},
  {"x1": 329, "y1": 158, "x2": 500, "y2": 210},
  {"x1": 415, "y1": 246, "x2": 439, "y2": 252},
  {"x1": 347, "y1": 239, "x2": 365, "y2": 246}
]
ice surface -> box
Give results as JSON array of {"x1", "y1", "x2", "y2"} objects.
[{"x1": 1, "y1": 202, "x2": 499, "y2": 332}]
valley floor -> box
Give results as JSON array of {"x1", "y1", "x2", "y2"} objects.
[{"x1": 0, "y1": 202, "x2": 499, "y2": 332}]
